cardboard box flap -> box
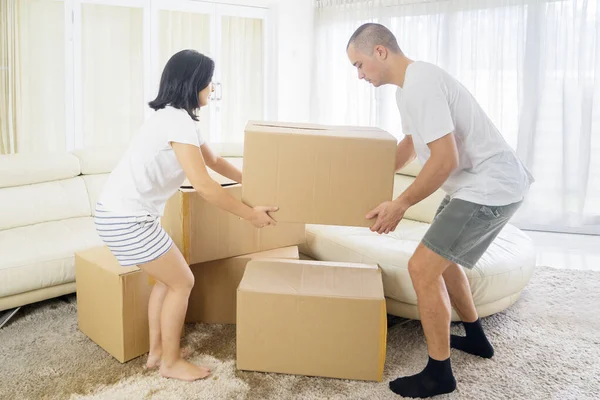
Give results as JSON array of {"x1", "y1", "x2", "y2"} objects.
[
  {"x1": 240, "y1": 260, "x2": 383, "y2": 299},
  {"x1": 234, "y1": 245, "x2": 299, "y2": 260},
  {"x1": 245, "y1": 121, "x2": 395, "y2": 141},
  {"x1": 247, "y1": 120, "x2": 381, "y2": 132},
  {"x1": 76, "y1": 247, "x2": 139, "y2": 276}
]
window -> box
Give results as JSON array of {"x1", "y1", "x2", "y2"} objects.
[{"x1": 2, "y1": 0, "x2": 270, "y2": 154}]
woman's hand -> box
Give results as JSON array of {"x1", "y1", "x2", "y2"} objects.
[{"x1": 247, "y1": 206, "x2": 278, "y2": 228}]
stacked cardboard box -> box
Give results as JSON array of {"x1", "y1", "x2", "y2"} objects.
[
  {"x1": 75, "y1": 183, "x2": 305, "y2": 362},
  {"x1": 76, "y1": 121, "x2": 396, "y2": 379},
  {"x1": 76, "y1": 246, "x2": 155, "y2": 363},
  {"x1": 234, "y1": 121, "x2": 396, "y2": 381},
  {"x1": 186, "y1": 246, "x2": 300, "y2": 324},
  {"x1": 160, "y1": 183, "x2": 306, "y2": 325},
  {"x1": 237, "y1": 259, "x2": 387, "y2": 381},
  {"x1": 242, "y1": 121, "x2": 397, "y2": 227}
]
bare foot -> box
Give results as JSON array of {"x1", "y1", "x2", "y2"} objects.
[
  {"x1": 159, "y1": 359, "x2": 211, "y2": 381},
  {"x1": 146, "y1": 352, "x2": 162, "y2": 369},
  {"x1": 146, "y1": 348, "x2": 193, "y2": 369}
]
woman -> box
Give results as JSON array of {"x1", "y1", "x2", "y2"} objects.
[{"x1": 95, "y1": 49, "x2": 277, "y2": 381}]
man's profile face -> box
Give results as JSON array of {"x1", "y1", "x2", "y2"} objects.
[{"x1": 347, "y1": 43, "x2": 386, "y2": 87}]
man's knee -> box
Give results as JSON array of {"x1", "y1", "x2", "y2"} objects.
[
  {"x1": 408, "y1": 247, "x2": 449, "y2": 289},
  {"x1": 408, "y1": 255, "x2": 432, "y2": 289}
]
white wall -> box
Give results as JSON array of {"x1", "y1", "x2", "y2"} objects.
[{"x1": 271, "y1": 0, "x2": 314, "y2": 123}]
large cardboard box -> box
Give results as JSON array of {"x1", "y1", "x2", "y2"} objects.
[
  {"x1": 236, "y1": 259, "x2": 387, "y2": 381},
  {"x1": 161, "y1": 184, "x2": 306, "y2": 265},
  {"x1": 186, "y1": 246, "x2": 299, "y2": 324},
  {"x1": 241, "y1": 121, "x2": 397, "y2": 227},
  {"x1": 75, "y1": 246, "x2": 153, "y2": 363}
]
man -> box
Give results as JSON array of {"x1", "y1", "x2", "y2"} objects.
[{"x1": 347, "y1": 23, "x2": 534, "y2": 398}]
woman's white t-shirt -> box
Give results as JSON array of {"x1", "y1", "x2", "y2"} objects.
[{"x1": 98, "y1": 106, "x2": 204, "y2": 216}]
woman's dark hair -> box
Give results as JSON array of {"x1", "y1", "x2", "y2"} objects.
[{"x1": 148, "y1": 49, "x2": 214, "y2": 121}]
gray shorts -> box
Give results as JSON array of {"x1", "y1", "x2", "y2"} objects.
[{"x1": 421, "y1": 196, "x2": 522, "y2": 269}]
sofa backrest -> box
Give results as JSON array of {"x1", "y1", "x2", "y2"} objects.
[
  {"x1": 71, "y1": 146, "x2": 127, "y2": 175},
  {"x1": 394, "y1": 160, "x2": 446, "y2": 224},
  {"x1": 0, "y1": 152, "x2": 81, "y2": 188},
  {"x1": 0, "y1": 153, "x2": 90, "y2": 230},
  {"x1": 72, "y1": 146, "x2": 127, "y2": 216},
  {"x1": 0, "y1": 147, "x2": 446, "y2": 229}
]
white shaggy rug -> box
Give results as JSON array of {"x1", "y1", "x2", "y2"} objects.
[{"x1": 1, "y1": 266, "x2": 599, "y2": 400}]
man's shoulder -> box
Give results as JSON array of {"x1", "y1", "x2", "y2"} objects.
[{"x1": 407, "y1": 61, "x2": 445, "y2": 81}]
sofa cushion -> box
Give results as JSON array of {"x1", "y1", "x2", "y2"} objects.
[
  {"x1": 0, "y1": 177, "x2": 92, "y2": 231},
  {"x1": 396, "y1": 159, "x2": 422, "y2": 177},
  {"x1": 393, "y1": 174, "x2": 446, "y2": 224},
  {"x1": 0, "y1": 217, "x2": 103, "y2": 298},
  {"x1": 301, "y1": 221, "x2": 536, "y2": 319},
  {"x1": 0, "y1": 152, "x2": 80, "y2": 188}
]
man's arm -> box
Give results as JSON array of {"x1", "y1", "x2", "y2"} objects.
[
  {"x1": 200, "y1": 143, "x2": 243, "y2": 183},
  {"x1": 395, "y1": 135, "x2": 416, "y2": 172},
  {"x1": 395, "y1": 132, "x2": 458, "y2": 209}
]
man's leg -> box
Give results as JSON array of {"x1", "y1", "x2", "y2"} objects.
[
  {"x1": 443, "y1": 263, "x2": 494, "y2": 358},
  {"x1": 443, "y1": 263, "x2": 477, "y2": 322},
  {"x1": 389, "y1": 243, "x2": 457, "y2": 398}
]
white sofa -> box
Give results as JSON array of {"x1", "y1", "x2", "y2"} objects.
[
  {"x1": 0, "y1": 147, "x2": 242, "y2": 312},
  {"x1": 0, "y1": 147, "x2": 536, "y2": 322},
  {"x1": 0, "y1": 148, "x2": 120, "y2": 311},
  {"x1": 301, "y1": 162, "x2": 537, "y2": 321}
]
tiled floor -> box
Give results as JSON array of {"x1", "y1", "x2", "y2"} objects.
[{"x1": 524, "y1": 230, "x2": 600, "y2": 271}]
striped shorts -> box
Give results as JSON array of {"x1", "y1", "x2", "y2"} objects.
[{"x1": 94, "y1": 203, "x2": 174, "y2": 267}]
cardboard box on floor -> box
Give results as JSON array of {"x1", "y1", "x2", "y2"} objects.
[
  {"x1": 76, "y1": 246, "x2": 153, "y2": 363},
  {"x1": 161, "y1": 184, "x2": 305, "y2": 265},
  {"x1": 186, "y1": 246, "x2": 299, "y2": 324},
  {"x1": 236, "y1": 259, "x2": 387, "y2": 382},
  {"x1": 241, "y1": 121, "x2": 397, "y2": 227}
]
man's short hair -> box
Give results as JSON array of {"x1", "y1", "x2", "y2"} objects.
[{"x1": 347, "y1": 23, "x2": 402, "y2": 55}]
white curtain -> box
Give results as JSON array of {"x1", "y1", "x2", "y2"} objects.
[
  {"x1": 0, "y1": 0, "x2": 21, "y2": 154},
  {"x1": 219, "y1": 16, "x2": 264, "y2": 144},
  {"x1": 313, "y1": 0, "x2": 600, "y2": 234},
  {"x1": 1, "y1": 0, "x2": 66, "y2": 154},
  {"x1": 82, "y1": 3, "x2": 144, "y2": 148},
  {"x1": 19, "y1": 0, "x2": 66, "y2": 153}
]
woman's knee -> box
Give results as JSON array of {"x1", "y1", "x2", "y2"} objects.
[{"x1": 168, "y1": 268, "x2": 194, "y2": 293}]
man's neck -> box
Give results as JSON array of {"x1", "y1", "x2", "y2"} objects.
[{"x1": 390, "y1": 55, "x2": 414, "y2": 88}]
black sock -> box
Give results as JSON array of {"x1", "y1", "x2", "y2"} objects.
[
  {"x1": 451, "y1": 318, "x2": 494, "y2": 358},
  {"x1": 389, "y1": 357, "x2": 456, "y2": 398}
]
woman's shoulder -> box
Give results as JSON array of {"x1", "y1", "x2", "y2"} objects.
[{"x1": 145, "y1": 106, "x2": 195, "y2": 130}]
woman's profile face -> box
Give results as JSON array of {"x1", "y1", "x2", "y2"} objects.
[{"x1": 198, "y1": 82, "x2": 214, "y2": 107}]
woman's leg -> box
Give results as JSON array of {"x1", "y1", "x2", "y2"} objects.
[
  {"x1": 146, "y1": 280, "x2": 168, "y2": 368},
  {"x1": 137, "y1": 245, "x2": 210, "y2": 381}
]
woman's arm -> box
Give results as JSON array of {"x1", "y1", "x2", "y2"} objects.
[
  {"x1": 200, "y1": 143, "x2": 242, "y2": 183},
  {"x1": 171, "y1": 142, "x2": 276, "y2": 227}
]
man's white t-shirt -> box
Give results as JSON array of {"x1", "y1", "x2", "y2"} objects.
[
  {"x1": 396, "y1": 61, "x2": 534, "y2": 206},
  {"x1": 98, "y1": 106, "x2": 204, "y2": 216}
]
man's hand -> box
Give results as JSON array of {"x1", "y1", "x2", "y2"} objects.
[{"x1": 366, "y1": 200, "x2": 408, "y2": 234}]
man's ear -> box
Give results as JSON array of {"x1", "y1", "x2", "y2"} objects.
[{"x1": 375, "y1": 45, "x2": 388, "y2": 60}]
